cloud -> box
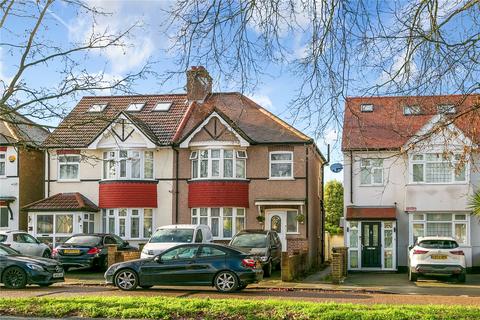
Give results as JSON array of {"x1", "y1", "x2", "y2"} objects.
[
  {"x1": 248, "y1": 93, "x2": 274, "y2": 110},
  {"x1": 324, "y1": 129, "x2": 338, "y2": 145}
]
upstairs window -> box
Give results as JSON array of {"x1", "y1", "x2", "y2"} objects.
[
  {"x1": 403, "y1": 105, "x2": 422, "y2": 115},
  {"x1": 88, "y1": 104, "x2": 107, "y2": 112},
  {"x1": 103, "y1": 150, "x2": 154, "y2": 180},
  {"x1": 126, "y1": 103, "x2": 145, "y2": 111},
  {"x1": 360, "y1": 104, "x2": 374, "y2": 112},
  {"x1": 0, "y1": 152, "x2": 5, "y2": 177},
  {"x1": 360, "y1": 158, "x2": 383, "y2": 185},
  {"x1": 410, "y1": 153, "x2": 466, "y2": 184},
  {"x1": 269, "y1": 151, "x2": 293, "y2": 179},
  {"x1": 191, "y1": 149, "x2": 246, "y2": 179},
  {"x1": 58, "y1": 155, "x2": 80, "y2": 181},
  {"x1": 153, "y1": 102, "x2": 172, "y2": 111},
  {"x1": 437, "y1": 104, "x2": 456, "y2": 114}
]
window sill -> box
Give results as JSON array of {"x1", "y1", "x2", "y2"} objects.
[
  {"x1": 406, "y1": 182, "x2": 469, "y2": 186},
  {"x1": 57, "y1": 179, "x2": 81, "y2": 183},
  {"x1": 268, "y1": 177, "x2": 295, "y2": 181},
  {"x1": 359, "y1": 184, "x2": 384, "y2": 187}
]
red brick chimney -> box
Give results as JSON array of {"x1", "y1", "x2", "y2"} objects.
[{"x1": 186, "y1": 66, "x2": 212, "y2": 103}]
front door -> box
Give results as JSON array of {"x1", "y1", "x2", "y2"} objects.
[
  {"x1": 361, "y1": 222, "x2": 381, "y2": 268},
  {"x1": 266, "y1": 211, "x2": 287, "y2": 252}
]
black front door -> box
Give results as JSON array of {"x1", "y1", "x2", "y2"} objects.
[{"x1": 361, "y1": 222, "x2": 381, "y2": 268}]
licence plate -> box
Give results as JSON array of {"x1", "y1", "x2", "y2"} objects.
[
  {"x1": 52, "y1": 272, "x2": 64, "y2": 278},
  {"x1": 431, "y1": 254, "x2": 447, "y2": 260},
  {"x1": 63, "y1": 249, "x2": 80, "y2": 254}
]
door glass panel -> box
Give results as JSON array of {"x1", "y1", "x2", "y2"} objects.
[
  {"x1": 384, "y1": 250, "x2": 393, "y2": 268},
  {"x1": 372, "y1": 224, "x2": 379, "y2": 246},
  {"x1": 455, "y1": 223, "x2": 467, "y2": 244},
  {"x1": 349, "y1": 222, "x2": 358, "y2": 248},
  {"x1": 350, "y1": 250, "x2": 358, "y2": 268},
  {"x1": 271, "y1": 215, "x2": 281, "y2": 233},
  {"x1": 363, "y1": 224, "x2": 369, "y2": 246},
  {"x1": 413, "y1": 223, "x2": 424, "y2": 243},
  {"x1": 384, "y1": 229, "x2": 393, "y2": 248}
]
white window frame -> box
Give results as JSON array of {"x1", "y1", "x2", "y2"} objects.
[
  {"x1": 437, "y1": 104, "x2": 456, "y2": 114},
  {"x1": 286, "y1": 209, "x2": 299, "y2": 234},
  {"x1": 359, "y1": 158, "x2": 383, "y2": 186},
  {"x1": 191, "y1": 207, "x2": 245, "y2": 240},
  {"x1": 153, "y1": 102, "x2": 172, "y2": 111},
  {"x1": 409, "y1": 212, "x2": 470, "y2": 246},
  {"x1": 88, "y1": 103, "x2": 107, "y2": 112},
  {"x1": 0, "y1": 152, "x2": 6, "y2": 177},
  {"x1": 101, "y1": 208, "x2": 154, "y2": 240},
  {"x1": 102, "y1": 149, "x2": 155, "y2": 181},
  {"x1": 126, "y1": 102, "x2": 145, "y2": 111},
  {"x1": 409, "y1": 153, "x2": 468, "y2": 184},
  {"x1": 360, "y1": 104, "x2": 374, "y2": 112},
  {"x1": 403, "y1": 105, "x2": 422, "y2": 115},
  {"x1": 269, "y1": 151, "x2": 294, "y2": 180},
  {"x1": 190, "y1": 148, "x2": 247, "y2": 180},
  {"x1": 57, "y1": 154, "x2": 81, "y2": 181}
]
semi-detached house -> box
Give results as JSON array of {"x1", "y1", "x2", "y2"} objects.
[
  {"x1": 342, "y1": 94, "x2": 480, "y2": 271},
  {"x1": 24, "y1": 67, "x2": 326, "y2": 269}
]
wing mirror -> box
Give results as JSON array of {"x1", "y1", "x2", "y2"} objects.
[
  {"x1": 408, "y1": 245, "x2": 414, "y2": 251},
  {"x1": 154, "y1": 256, "x2": 162, "y2": 263}
]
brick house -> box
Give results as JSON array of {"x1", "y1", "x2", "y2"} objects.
[
  {"x1": 342, "y1": 94, "x2": 480, "y2": 271},
  {"x1": 0, "y1": 109, "x2": 48, "y2": 231},
  {"x1": 24, "y1": 67, "x2": 326, "y2": 268}
]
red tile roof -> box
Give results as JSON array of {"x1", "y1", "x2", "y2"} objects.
[
  {"x1": 346, "y1": 206, "x2": 397, "y2": 220},
  {"x1": 23, "y1": 193, "x2": 99, "y2": 212},
  {"x1": 342, "y1": 94, "x2": 480, "y2": 150}
]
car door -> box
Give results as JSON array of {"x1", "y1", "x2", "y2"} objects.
[
  {"x1": 271, "y1": 233, "x2": 282, "y2": 264},
  {"x1": 191, "y1": 245, "x2": 227, "y2": 283},
  {"x1": 22, "y1": 234, "x2": 43, "y2": 256},
  {"x1": 10, "y1": 233, "x2": 30, "y2": 255},
  {"x1": 140, "y1": 245, "x2": 200, "y2": 285}
]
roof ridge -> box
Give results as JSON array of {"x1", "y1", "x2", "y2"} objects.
[{"x1": 74, "y1": 192, "x2": 85, "y2": 209}]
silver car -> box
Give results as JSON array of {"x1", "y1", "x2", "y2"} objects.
[{"x1": 0, "y1": 231, "x2": 51, "y2": 258}]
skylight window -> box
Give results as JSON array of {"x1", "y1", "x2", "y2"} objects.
[
  {"x1": 126, "y1": 103, "x2": 145, "y2": 111},
  {"x1": 153, "y1": 102, "x2": 172, "y2": 111},
  {"x1": 437, "y1": 104, "x2": 456, "y2": 114},
  {"x1": 88, "y1": 104, "x2": 107, "y2": 112},
  {"x1": 360, "y1": 104, "x2": 374, "y2": 112},
  {"x1": 403, "y1": 105, "x2": 422, "y2": 115}
]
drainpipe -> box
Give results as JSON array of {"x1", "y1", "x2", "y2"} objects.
[
  {"x1": 320, "y1": 144, "x2": 330, "y2": 264},
  {"x1": 305, "y1": 144, "x2": 309, "y2": 240},
  {"x1": 46, "y1": 149, "x2": 50, "y2": 197},
  {"x1": 174, "y1": 147, "x2": 179, "y2": 224},
  {"x1": 350, "y1": 150, "x2": 353, "y2": 204}
]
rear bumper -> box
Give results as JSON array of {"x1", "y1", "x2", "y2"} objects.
[
  {"x1": 414, "y1": 264, "x2": 465, "y2": 275},
  {"x1": 54, "y1": 255, "x2": 99, "y2": 268},
  {"x1": 237, "y1": 269, "x2": 263, "y2": 285}
]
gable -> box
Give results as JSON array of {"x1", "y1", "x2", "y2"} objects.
[{"x1": 190, "y1": 117, "x2": 240, "y2": 144}]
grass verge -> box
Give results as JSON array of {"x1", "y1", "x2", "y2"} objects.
[{"x1": 0, "y1": 296, "x2": 479, "y2": 319}]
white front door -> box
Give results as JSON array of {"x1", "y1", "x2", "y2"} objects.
[{"x1": 266, "y1": 211, "x2": 287, "y2": 252}]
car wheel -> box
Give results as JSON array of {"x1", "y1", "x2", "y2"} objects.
[
  {"x1": 114, "y1": 269, "x2": 138, "y2": 291},
  {"x1": 263, "y1": 262, "x2": 272, "y2": 277},
  {"x1": 457, "y1": 273, "x2": 466, "y2": 283},
  {"x1": 42, "y1": 250, "x2": 51, "y2": 259},
  {"x1": 214, "y1": 271, "x2": 238, "y2": 293},
  {"x1": 408, "y1": 269, "x2": 418, "y2": 282},
  {"x1": 3, "y1": 266, "x2": 28, "y2": 289},
  {"x1": 140, "y1": 285, "x2": 153, "y2": 289}
]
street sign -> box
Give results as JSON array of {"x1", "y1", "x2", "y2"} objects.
[{"x1": 330, "y1": 163, "x2": 343, "y2": 173}]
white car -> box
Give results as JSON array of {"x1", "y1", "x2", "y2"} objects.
[
  {"x1": 0, "y1": 230, "x2": 52, "y2": 258},
  {"x1": 141, "y1": 224, "x2": 213, "y2": 259},
  {"x1": 408, "y1": 236, "x2": 466, "y2": 282}
]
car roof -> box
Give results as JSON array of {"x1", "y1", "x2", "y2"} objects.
[
  {"x1": 156, "y1": 224, "x2": 204, "y2": 230},
  {"x1": 165, "y1": 242, "x2": 242, "y2": 253},
  {"x1": 236, "y1": 229, "x2": 271, "y2": 235},
  {"x1": 417, "y1": 236, "x2": 457, "y2": 242}
]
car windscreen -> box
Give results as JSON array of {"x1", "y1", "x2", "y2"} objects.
[
  {"x1": 64, "y1": 235, "x2": 102, "y2": 247},
  {"x1": 149, "y1": 229, "x2": 194, "y2": 243},
  {"x1": 0, "y1": 244, "x2": 19, "y2": 255},
  {"x1": 231, "y1": 233, "x2": 267, "y2": 248},
  {"x1": 418, "y1": 240, "x2": 459, "y2": 249}
]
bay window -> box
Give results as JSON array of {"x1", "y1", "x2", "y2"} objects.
[
  {"x1": 410, "y1": 153, "x2": 467, "y2": 183},
  {"x1": 0, "y1": 152, "x2": 5, "y2": 177},
  {"x1": 269, "y1": 151, "x2": 293, "y2": 179},
  {"x1": 411, "y1": 213, "x2": 468, "y2": 245},
  {"x1": 360, "y1": 158, "x2": 383, "y2": 185},
  {"x1": 102, "y1": 150, "x2": 154, "y2": 180},
  {"x1": 102, "y1": 208, "x2": 154, "y2": 239},
  {"x1": 191, "y1": 149, "x2": 247, "y2": 179},
  {"x1": 191, "y1": 207, "x2": 245, "y2": 239},
  {"x1": 58, "y1": 155, "x2": 80, "y2": 181}
]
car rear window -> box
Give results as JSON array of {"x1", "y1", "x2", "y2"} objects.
[
  {"x1": 0, "y1": 235, "x2": 6, "y2": 242},
  {"x1": 150, "y1": 229, "x2": 194, "y2": 243},
  {"x1": 0, "y1": 244, "x2": 19, "y2": 255},
  {"x1": 64, "y1": 235, "x2": 102, "y2": 246},
  {"x1": 231, "y1": 233, "x2": 267, "y2": 248},
  {"x1": 418, "y1": 240, "x2": 459, "y2": 249}
]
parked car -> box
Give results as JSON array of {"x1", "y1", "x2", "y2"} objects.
[
  {"x1": 0, "y1": 231, "x2": 51, "y2": 258},
  {"x1": 140, "y1": 224, "x2": 212, "y2": 259},
  {"x1": 408, "y1": 236, "x2": 466, "y2": 282},
  {"x1": 52, "y1": 233, "x2": 134, "y2": 271},
  {"x1": 106, "y1": 243, "x2": 263, "y2": 292},
  {"x1": 229, "y1": 229, "x2": 282, "y2": 277},
  {"x1": 0, "y1": 243, "x2": 64, "y2": 289}
]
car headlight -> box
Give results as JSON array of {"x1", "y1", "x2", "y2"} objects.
[
  {"x1": 26, "y1": 264, "x2": 44, "y2": 271},
  {"x1": 142, "y1": 249, "x2": 154, "y2": 255},
  {"x1": 260, "y1": 256, "x2": 269, "y2": 262}
]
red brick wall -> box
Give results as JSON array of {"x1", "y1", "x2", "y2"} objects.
[
  {"x1": 188, "y1": 180, "x2": 249, "y2": 208},
  {"x1": 99, "y1": 181, "x2": 157, "y2": 208}
]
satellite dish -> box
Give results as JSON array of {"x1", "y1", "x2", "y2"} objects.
[{"x1": 330, "y1": 163, "x2": 343, "y2": 173}]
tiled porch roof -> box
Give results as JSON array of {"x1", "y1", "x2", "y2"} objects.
[
  {"x1": 23, "y1": 193, "x2": 99, "y2": 212},
  {"x1": 346, "y1": 206, "x2": 397, "y2": 220}
]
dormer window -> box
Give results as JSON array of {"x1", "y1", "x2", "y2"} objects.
[
  {"x1": 88, "y1": 104, "x2": 107, "y2": 112},
  {"x1": 437, "y1": 104, "x2": 456, "y2": 114},
  {"x1": 403, "y1": 105, "x2": 422, "y2": 115},
  {"x1": 126, "y1": 103, "x2": 145, "y2": 111},
  {"x1": 360, "y1": 104, "x2": 374, "y2": 112},
  {"x1": 153, "y1": 102, "x2": 172, "y2": 111}
]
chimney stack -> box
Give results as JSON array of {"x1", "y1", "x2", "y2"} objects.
[{"x1": 186, "y1": 66, "x2": 212, "y2": 103}]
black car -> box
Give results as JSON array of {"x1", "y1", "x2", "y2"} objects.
[
  {"x1": 229, "y1": 230, "x2": 282, "y2": 277},
  {"x1": 0, "y1": 243, "x2": 64, "y2": 289},
  {"x1": 53, "y1": 233, "x2": 133, "y2": 271},
  {"x1": 105, "y1": 243, "x2": 263, "y2": 292}
]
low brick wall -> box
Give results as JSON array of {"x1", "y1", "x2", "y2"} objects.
[
  {"x1": 281, "y1": 250, "x2": 308, "y2": 282},
  {"x1": 107, "y1": 245, "x2": 141, "y2": 266},
  {"x1": 331, "y1": 246, "x2": 348, "y2": 284}
]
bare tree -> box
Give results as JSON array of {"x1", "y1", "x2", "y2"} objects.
[{"x1": 0, "y1": 0, "x2": 152, "y2": 143}]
